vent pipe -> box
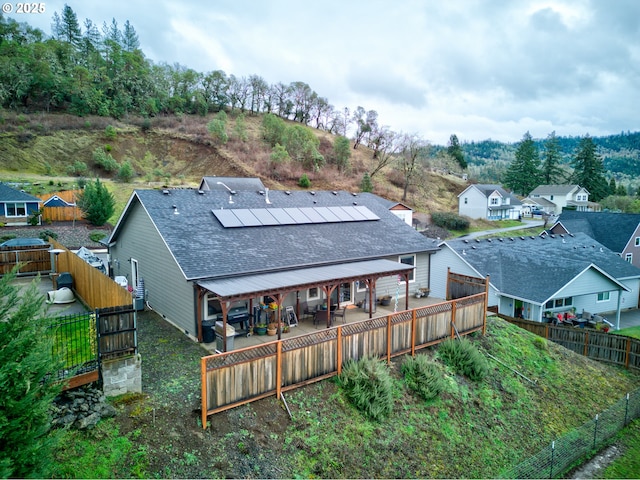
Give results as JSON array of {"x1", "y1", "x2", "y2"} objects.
[{"x1": 265, "y1": 187, "x2": 271, "y2": 204}]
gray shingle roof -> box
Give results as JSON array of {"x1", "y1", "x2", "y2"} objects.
[
  {"x1": 529, "y1": 184, "x2": 582, "y2": 196},
  {"x1": 0, "y1": 183, "x2": 42, "y2": 203},
  {"x1": 460, "y1": 184, "x2": 511, "y2": 198},
  {"x1": 445, "y1": 232, "x2": 640, "y2": 304},
  {"x1": 115, "y1": 188, "x2": 438, "y2": 280},
  {"x1": 554, "y1": 211, "x2": 640, "y2": 253}
]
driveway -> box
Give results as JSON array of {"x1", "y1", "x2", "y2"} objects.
[{"x1": 461, "y1": 219, "x2": 546, "y2": 239}]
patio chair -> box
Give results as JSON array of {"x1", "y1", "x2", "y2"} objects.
[
  {"x1": 314, "y1": 309, "x2": 331, "y2": 328},
  {"x1": 333, "y1": 307, "x2": 346, "y2": 324},
  {"x1": 301, "y1": 302, "x2": 315, "y2": 321}
]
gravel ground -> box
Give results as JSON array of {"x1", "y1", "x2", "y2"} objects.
[{"x1": 1, "y1": 221, "x2": 112, "y2": 249}]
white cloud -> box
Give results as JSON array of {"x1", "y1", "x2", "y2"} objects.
[{"x1": 17, "y1": 0, "x2": 640, "y2": 144}]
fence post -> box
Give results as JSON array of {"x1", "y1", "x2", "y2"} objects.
[
  {"x1": 276, "y1": 341, "x2": 283, "y2": 399},
  {"x1": 201, "y1": 357, "x2": 208, "y2": 430},
  {"x1": 593, "y1": 414, "x2": 599, "y2": 450},
  {"x1": 337, "y1": 326, "x2": 343, "y2": 375},
  {"x1": 625, "y1": 393, "x2": 630, "y2": 426},
  {"x1": 584, "y1": 331, "x2": 589, "y2": 357},
  {"x1": 450, "y1": 301, "x2": 457, "y2": 339},
  {"x1": 411, "y1": 309, "x2": 417, "y2": 357},
  {"x1": 387, "y1": 315, "x2": 392, "y2": 363},
  {"x1": 550, "y1": 441, "x2": 555, "y2": 479}
]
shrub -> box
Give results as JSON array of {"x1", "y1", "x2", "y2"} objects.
[
  {"x1": 117, "y1": 161, "x2": 134, "y2": 183},
  {"x1": 337, "y1": 356, "x2": 394, "y2": 421},
  {"x1": 437, "y1": 338, "x2": 488, "y2": 382},
  {"x1": 27, "y1": 210, "x2": 40, "y2": 226},
  {"x1": 89, "y1": 231, "x2": 106, "y2": 243},
  {"x1": 298, "y1": 174, "x2": 311, "y2": 188},
  {"x1": 401, "y1": 355, "x2": 445, "y2": 400},
  {"x1": 360, "y1": 172, "x2": 373, "y2": 193},
  {"x1": 431, "y1": 212, "x2": 470, "y2": 231},
  {"x1": 104, "y1": 124, "x2": 117, "y2": 139},
  {"x1": 38, "y1": 229, "x2": 58, "y2": 241},
  {"x1": 66, "y1": 161, "x2": 88, "y2": 177},
  {"x1": 92, "y1": 147, "x2": 118, "y2": 172}
]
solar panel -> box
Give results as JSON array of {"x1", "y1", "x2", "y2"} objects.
[
  {"x1": 212, "y1": 209, "x2": 243, "y2": 227},
  {"x1": 283, "y1": 208, "x2": 313, "y2": 223},
  {"x1": 314, "y1": 207, "x2": 341, "y2": 222},
  {"x1": 329, "y1": 206, "x2": 356, "y2": 221},
  {"x1": 214, "y1": 206, "x2": 380, "y2": 228},
  {"x1": 232, "y1": 209, "x2": 261, "y2": 226},
  {"x1": 250, "y1": 208, "x2": 280, "y2": 225},
  {"x1": 269, "y1": 208, "x2": 296, "y2": 224}
]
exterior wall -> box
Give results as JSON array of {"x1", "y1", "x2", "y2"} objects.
[
  {"x1": 429, "y1": 246, "x2": 479, "y2": 300},
  {"x1": 1, "y1": 201, "x2": 41, "y2": 226},
  {"x1": 110, "y1": 201, "x2": 197, "y2": 337},
  {"x1": 622, "y1": 224, "x2": 640, "y2": 269},
  {"x1": 102, "y1": 354, "x2": 142, "y2": 397},
  {"x1": 458, "y1": 188, "x2": 489, "y2": 220},
  {"x1": 391, "y1": 209, "x2": 412, "y2": 226}
]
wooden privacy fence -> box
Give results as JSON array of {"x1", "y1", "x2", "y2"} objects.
[
  {"x1": 50, "y1": 239, "x2": 133, "y2": 309},
  {"x1": 500, "y1": 314, "x2": 640, "y2": 370},
  {"x1": 447, "y1": 268, "x2": 489, "y2": 300},
  {"x1": 36, "y1": 190, "x2": 84, "y2": 223},
  {"x1": 0, "y1": 243, "x2": 51, "y2": 275},
  {"x1": 201, "y1": 293, "x2": 487, "y2": 427}
]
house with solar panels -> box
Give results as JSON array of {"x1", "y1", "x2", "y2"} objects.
[{"x1": 106, "y1": 178, "x2": 439, "y2": 347}]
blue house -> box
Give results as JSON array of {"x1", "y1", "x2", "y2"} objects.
[
  {"x1": 0, "y1": 183, "x2": 42, "y2": 226},
  {"x1": 430, "y1": 232, "x2": 640, "y2": 329}
]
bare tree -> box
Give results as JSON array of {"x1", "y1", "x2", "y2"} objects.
[
  {"x1": 397, "y1": 133, "x2": 429, "y2": 201},
  {"x1": 369, "y1": 130, "x2": 400, "y2": 178}
]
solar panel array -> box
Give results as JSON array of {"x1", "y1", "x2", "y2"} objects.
[{"x1": 212, "y1": 205, "x2": 379, "y2": 228}]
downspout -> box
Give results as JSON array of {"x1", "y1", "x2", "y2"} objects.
[{"x1": 615, "y1": 289, "x2": 622, "y2": 331}]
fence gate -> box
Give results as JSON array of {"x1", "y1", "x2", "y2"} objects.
[{"x1": 95, "y1": 305, "x2": 138, "y2": 362}]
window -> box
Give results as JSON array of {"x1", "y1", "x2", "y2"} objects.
[
  {"x1": 545, "y1": 297, "x2": 573, "y2": 309},
  {"x1": 626, "y1": 253, "x2": 633, "y2": 263},
  {"x1": 635, "y1": 237, "x2": 640, "y2": 247},
  {"x1": 399, "y1": 254, "x2": 416, "y2": 283},
  {"x1": 550, "y1": 195, "x2": 554, "y2": 200},
  {"x1": 464, "y1": 197, "x2": 468, "y2": 204},
  {"x1": 6, "y1": 202, "x2": 26, "y2": 217},
  {"x1": 307, "y1": 287, "x2": 320, "y2": 301},
  {"x1": 597, "y1": 292, "x2": 610, "y2": 302},
  {"x1": 490, "y1": 197, "x2": 499, "y2": 206}
]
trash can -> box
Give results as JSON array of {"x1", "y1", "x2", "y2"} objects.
[
  {"x1": 134, "y1": 296, "x2": 144, "y2": 311},
  {"x1": 215, "y1": 321, "x2": 235, "y2": 351},
  {"x1": 56, "y1": 272, "x2": 73, "y2": 290},
  {"x1": 202, "y1": 320, "x2": 215, "y2": 344}
]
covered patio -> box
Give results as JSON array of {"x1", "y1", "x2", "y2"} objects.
[{"x1": 196, "y1": 259, "x2": 421, "y2": 351}]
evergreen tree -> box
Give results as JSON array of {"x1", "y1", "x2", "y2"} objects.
[
  {"x1": 541, "y1": 131, "x2": 564, "y2": 184},
  {"x1": 0, "y1": 268, "x2": 65, "y2": 478},
  {"x1": 503, "y1": 131, "x2": 542, "y2": 195},
  {"x1": 570, "y1": 135, "x2": 609, "y2": 201},
  {"x1": 447, "y1": 134, "x2": 467, "y2": 169},
  {"x1": 77, "y1": 178, "x2": 115, "y2": 226},
  {"x1": 122, "y1": 20, "x2": 140, "y2": 52},
  {"x1": 333, "y1": 135, "x2": 351, "y2": 172},
  {"x1": 360, "y1": 172, "x2": 373, "y2": 192}
]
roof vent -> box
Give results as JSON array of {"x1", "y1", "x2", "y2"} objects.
[
  {"x1": 550, "y1": 234, "x2": 555, "y2": 239},
  {"x1": 162, "y1": 189, "x2": 170, "y2": 195},
  {"x1": 313, "y1": 200, "x2": 317, "y2": 204},
  {"x1": 258, "y1": 190, "x2": 265, "y2": 195},
  {"x1": 520, "y1": 236, "x2": 525, "y2": 240},
  {"x1": 559, "y1": 234, "x2": 564, "y2": 237},
  {"x1": 265, "y1": 187, "x2": 271, "y2": 205},
  {"x1": 352, "y1": 192, "x2": 358, "y2": 197},
  {"x1": 475, "y1": 238, "x2": 480, "y2": 243},
  {"x1": 498, "y1": 238, "x2": 503, "y2": 242},
  {"x1": 487, "y1": 238, "x2": 492, "y2": 242},
  {"x1": 472, "y1": 246, "x2": 476, "y2": 249},
  {"x1": 463, "y1": 239, "x2": 468, "y2": 243},
  {"x1": 310, "y1": 191, "x2": 316, "y2": 195},
  {"x1": 462, "y1": 249, "x2": 466, "y2": 255},
  {"x1": 509, "y1": 237, "x2": 514, "y2": 241},
  {"x1": 568, "y1": 233, "x2": 574, "y2": 237},
  {"x1": 332, "y1": 191, "x2": 338, "y2": 195},
  {"x1": 353, "y1": 202, "x2": 358, "y2": 205},
  {"x1": 197, "y1": 190, "x2": 204, "y2": 195},
  {"x1": 530, "y1": 236, "x2": 535, "y2": 239},
  {"x1": 285, "y1": 191, "x2": 291, "y2": 195}
]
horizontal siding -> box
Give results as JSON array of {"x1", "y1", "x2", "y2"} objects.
[{"x1": 111, "y1": 201, "x2": 196, "y2": 336}]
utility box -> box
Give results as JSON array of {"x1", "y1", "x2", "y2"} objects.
[{"x1": 215, "y1": 321, "x2": 235, "y2": 351}]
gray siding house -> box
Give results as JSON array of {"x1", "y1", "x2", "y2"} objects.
[
  {"x1": 107, "y1": 180, "x2": 439, "y2": 347},
  {"x1": 429, "y1": 232, "x2": 640, "y2": 329}
]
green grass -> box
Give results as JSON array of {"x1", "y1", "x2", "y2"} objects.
[
  {"x1": 603, "y1": 420, "x2": 640, "y2": 478},
  {"x1": 49, "y1": 314, "x2": 96, "y2": 370},
  {"x1": 614, "y1": 326, "x2": 640, "y2": 339}
]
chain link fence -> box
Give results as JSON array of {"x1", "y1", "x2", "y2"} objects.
[{"x1": 502, "y1": 387, "x2": 640, "y2": 478}]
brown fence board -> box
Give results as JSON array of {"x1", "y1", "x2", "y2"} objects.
[
  {"x1": 202, "y1": 291, "x2": 488, "y2": 426},
  {"x1": 0, "y1": 244, "x2": 51, "y2": 275}
]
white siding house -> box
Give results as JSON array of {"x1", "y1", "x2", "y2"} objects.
[{"x1": 458, "y1": 184, "x2": 522, "y2": 220}]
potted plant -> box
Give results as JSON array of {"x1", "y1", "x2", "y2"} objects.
[
  {"x1": 267, "y1": 322, "x2": 278, "y2": 335},
  {"x1": 378, "y1": 295, "x2": 391, "y2": 306},
  {"x1": 255, "y1": 323, "x2": 267, "y2": 335}
]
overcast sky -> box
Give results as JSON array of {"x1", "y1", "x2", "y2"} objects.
[{"x1": 15, "y1": 0, "x2": 640, "y2": 145}]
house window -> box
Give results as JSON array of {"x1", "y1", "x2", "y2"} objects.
[
  {"x1": 205, "y1": 293, "x2": 222, "y2": 320},
  {"x1": 550, "y1": 195, "x2": 554, "y2": 200},
  {"x1": 490, "y1": 197, "x2": 499, "y2": 206},
  {"x1": 6, "y1": 202, "x2": 26, "y2": 217},
  {"x1": 355, "y1": 280, "x2": 367, "y2": 293},
  {"x1": 464, "y1": 197, "x2": 468, "y2": 204},
  {"x1": 546, "y1": 297, "x2": 573, "y2": 309},
  {"x1": 597, "y1": 292, "x2": 610, "y2": 302},
  {"x1": 626, "y1": 253, "x2": 633, "y2": 263},
  {"x1": 307, "y1": 287, "x2": 320, "y2": 301},
  {"x1": 399, "y1": 254, "x2": 416, "y2": 283},
  {"x1": 635, "y1": 237, "x2": 640, "y2": 247}
]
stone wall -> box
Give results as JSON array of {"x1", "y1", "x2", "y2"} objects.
[{"x1": 102, "y1": 353, "x2": 142, "y2": 397}]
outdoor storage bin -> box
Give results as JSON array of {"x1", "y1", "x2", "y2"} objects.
[
  {"x1": 202, "y1": 320, "x2": 215, "y2": 343},
  {"x1": 215, "y1": 321, "x2": 235, "y2": 351}
]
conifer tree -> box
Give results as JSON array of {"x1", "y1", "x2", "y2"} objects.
[
  {"x1": 447, "y1": 134, "x2": 467, "y2": 169},
  {"x1": 541, "y1": 131, "x2": 564, "y2": 184},
  {"x1": 77, "y1": 178, "x2": 116, "y2": 226},
  {"x1": 570, "y1": 135, "x2": 609, "y2": 201},
  {"x1": 360, "y1": 172, "x2": 373, "y2": 192},
  {"x1": 503, "y1": 131, "x2": 541, "y2": 195},
  {"x1": 0, "y1": 269, "x2": 65, "y2": 478}
]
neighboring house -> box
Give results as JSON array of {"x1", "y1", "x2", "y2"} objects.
[
  {"x1": 0, "y1": 183, "x2": 41, "y2": 226},
  {"x1": 107, "y1": 179, "x2": 439, "y2": 346},
  {"x1": 548, "y1": 211, "x2": 640, "y2": 269},
  {"x1": 198, "y1": 176, "x2": 266, "y2": 192},
  {"x1": 429, "y1": 232, "x2": 640, "y2": 328},
  {"x1": 42, "y1": 194, "x2": 75, "y2": 207},
  {"x1": 527, "y1": 185, "x2": 594, "y2": 215},
  {"x1": 457, "y1": 184, "x2": 522, "y2": 220},
  {"x1": 378, "y1": 200, "x2": 414, "y2": 226}
]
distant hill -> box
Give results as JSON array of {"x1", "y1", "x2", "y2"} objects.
[{"x1": 453, "y1": 132, "x2": 640, "y2": 190}]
